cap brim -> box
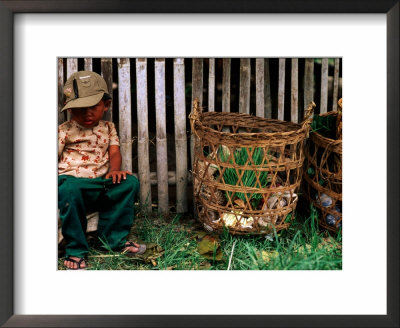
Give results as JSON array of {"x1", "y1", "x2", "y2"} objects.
[{"x1": 61, "y1": 92, "x2": 104, "y2": 111}]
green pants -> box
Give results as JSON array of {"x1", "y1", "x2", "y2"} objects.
[{"x1": 58, "y1": 174, "x2": 140, "y2": 258}]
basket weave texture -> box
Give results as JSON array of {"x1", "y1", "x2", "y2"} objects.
[
  {"x1": 190, "y1": 99, "x2": 315, "y2": 235},
  {"x1": 303, "y1": 99, "x2": 342, "y2": 232}
]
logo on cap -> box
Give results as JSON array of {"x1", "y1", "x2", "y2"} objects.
[{"x1": 64, "y1": 88, "x2": 72, "y2": 98}]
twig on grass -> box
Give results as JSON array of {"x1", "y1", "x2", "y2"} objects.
[
  {"x1": 88, "y1": 254, "x2": 121, "y2": 258},
  {"x1": 227, "y1": 240, "x2": 237, "y2": 270}
]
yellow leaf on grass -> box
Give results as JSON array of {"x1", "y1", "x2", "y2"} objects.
[
  {"x1": 197, "y1": 235, "x2": 223, "y2": 261},
  {"x1": 261, "y1": 250, "x2": 279, "y2": 263},
  {"x1": 295, "y1": 244, "x2": 312, "y2": 255}
]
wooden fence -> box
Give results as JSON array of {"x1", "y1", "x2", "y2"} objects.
[{"x1": 58, "y1": 58, "x2": 342, "y2": 215}]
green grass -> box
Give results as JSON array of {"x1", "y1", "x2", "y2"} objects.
[{"x1": 58, "y1": 204, "x2": 342, "y2": 270}]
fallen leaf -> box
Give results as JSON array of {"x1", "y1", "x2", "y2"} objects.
[
  {"x1": 193, "y1": 230, "x2": 208, "y2": 241},
  {"x1": 197, "y1": 235, "x2": 223, "y2": 261},
  {"x1": 199, "y1": 261, "x2": 212, "y2": 270}
]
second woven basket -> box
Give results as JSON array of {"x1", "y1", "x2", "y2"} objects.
[{"x1": 303, "y1": 99, "x2": 342, "y2": 233}]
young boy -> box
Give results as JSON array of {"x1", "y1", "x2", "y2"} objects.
[{"x1": 58, "y1": 70, "x2": 145, "y2": 269}]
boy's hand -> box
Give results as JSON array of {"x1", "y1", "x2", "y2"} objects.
[{"x1": 105, "y1": 170, "x2": 133, "y2": 184}]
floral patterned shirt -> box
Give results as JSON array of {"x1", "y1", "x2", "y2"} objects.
[{"x1": 58, "y1": 120, "x2": 120, "y2": 178}]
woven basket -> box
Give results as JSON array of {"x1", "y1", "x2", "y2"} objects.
[
  {"x1": 189, "y1": 99, "x2": 315, "y2": 235},
  {"x1": 303, "y1": 99, "x2": 342, "y2": 232}
]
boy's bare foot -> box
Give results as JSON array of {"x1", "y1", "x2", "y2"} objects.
[
  {"x1": 64, "y1": 256, "x2": 87, "y2": 270},
  {"x1": 122, "y1": 241, "x2": 147, "y2": 255}
]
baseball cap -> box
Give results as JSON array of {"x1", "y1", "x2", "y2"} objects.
[{"x1": 61, "y1": 70, "x2": 111, "y2": 111}]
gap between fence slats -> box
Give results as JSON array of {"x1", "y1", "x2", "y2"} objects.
[
  {"x1": 278, "y1": 58, "x2": 285, "y2": 120},
  {"x1": 320, "y1": 58, "x2": 329, "y2": 113},
  {"x1": 84, "y1": 58, "x2": 92, "y2": 71},
  {"x1": 101, "y1": 58, "x2": 113, "y2": 122},
  {"x1": 332, "y1": 58, "x2": 340, "y2": 111},
  {"x1": 66, "y1": 58, "x2": 77, "y2": 121},
  {"x1": 132, "y1": 171, "x2": 192, "y2": 186},
  {"x1": 264, "y1": 59, "x2": 272, "y2": 118},
  {"x1": 291, "y1": 58, "x2": 299, "y2": 123},
  {"x1": 222, "y1": 58, "x2": 231, "y2": 112},
  {"x1": 239, "y1": 58, "x2": 250, "y2": 114},
  {"x1": 58, "y1": 58, "x2": 65, "y2": 125},
  {"x1": 208, "y1": 58, "x2": 215, "y2": 112},
  {"x1": 154, "y1": 58, "x2": 169, "y2": 215},
  {"x1": 173, "y1": 58, "x2": 188, "y2": 213},
  {"x1": 136, "y1": 58, "x2": 152, "y2": 213},
  {"x1": 255, "y1": 58, "x2": 264, "y2": 118},
  {"x1": 304, "y1": 58, "x2": 314, "y2": 117}
]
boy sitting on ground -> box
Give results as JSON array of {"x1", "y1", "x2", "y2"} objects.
[{"x1": 58, "y1": 70, "x2": 145, "y2": 269}]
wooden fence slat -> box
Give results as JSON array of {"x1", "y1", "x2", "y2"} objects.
[
  {"x1": 66, "y1": 58, "x2": 78, "y2": 121},
  {"x1": 192, "y1": 59, "x2": 203, "y2": 105},
  {"x1": 58, "y1": 58, "x2": 65, "y2": 125},
  {"x1": 66, "y1": 58, "x2": 78, "y2": 77},
  {"x1": 222, "y1": 58, "x2": 231, "y2": 112},
  {"x1": 174, "y1": 58, "x2": 188, "y2": 213},
  {"x1": 191, "y1": 58, "x2": 203, "y2": 170},
  {"x1": 255, "y1": 58, "x2": 264, "y2": 117},
  {"x1": 332, "y1": 58, "x2": 340, "y2": 111},
  {"x1": 208, "y1": 58, "x2": 215, "y2": 112},
  {"x1": 304, "y1": 58, "x2": 314, "y2": 117},
  {"x1": 135, "y1": 58, "x2": 152, "y2": 213},
  {"x1": 154, "y1": 59, "x2": 169, "y2": 215},
  {"x1": 320, "y1": 58, "x2": 329, "y2": 113},
  {"x1": 278, "y1": 58, "x2": 286, "y2": 121},
  {"x1": 191, "y1": 59, "x2": 204, "y2": 216},
  {"x1": 291, "y1": 58, "x2": 299, "y2": 123},
  {"x1": 264, "y1": 59, "x2": 272, "y2": 118},
  {"x1": 84, "y1": 58, "x2": 93, "y2": 71},
  {"x1": 239, "y1": 58, "x2": 251, "y2": 114},
  {"x1": 117, "y1": 58, "x2": 132, "y2": 172},
  {"x1": 101, "y1": 58, "x2": 113, "y2": 122}
]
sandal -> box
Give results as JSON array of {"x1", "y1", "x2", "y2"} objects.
[
  {"x1": 122, "y1": 241, "x2": 147, "y2": 256},
  {"x1": 64, "y1": 257, "x2": 87, "y2": 270}
]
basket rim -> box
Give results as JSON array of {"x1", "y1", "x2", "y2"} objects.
[
  {"x1": 193, "y1": 112, "x2": 310, "y2": 139},
  {"x1": 318, "y1": 110, "x2": 341, "y2": 118},
  {"x1": 310, "y1": 130, "x2": 342, "y2": 148},
  {"x1": 311, "y1": 110, "x2": 342, "y2": 145}
]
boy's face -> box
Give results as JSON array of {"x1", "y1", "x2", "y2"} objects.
[{"x1": 68, "y1": 99, "x2": 110, "y2": 128}]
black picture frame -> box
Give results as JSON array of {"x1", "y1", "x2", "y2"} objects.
[{"x1": 0, "y1": 1, "x2": 398, "y2": 327}]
